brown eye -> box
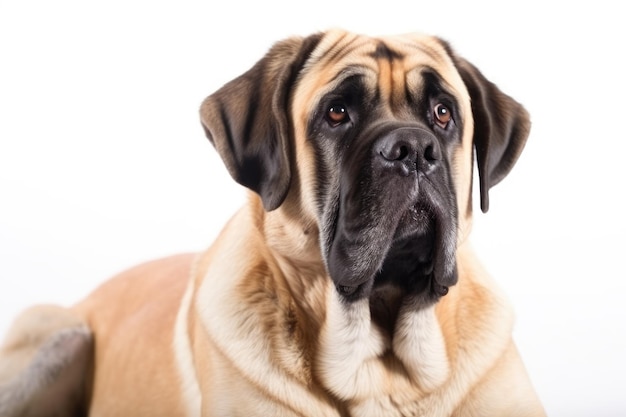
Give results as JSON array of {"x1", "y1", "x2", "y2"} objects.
[
  {"x1": 327, "y1": 104, "x2": 349, "y2": 126},
  {"x1": 433, "y1": 103, "x2": 451, "y2": 128}
]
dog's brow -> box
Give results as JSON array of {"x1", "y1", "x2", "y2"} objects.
[
  {"x1": 369, "y1": 42, "x2": 404, "y2": 61},
  {"x1": 327, "y1": 65, "x2": 373, "y2": 89}
]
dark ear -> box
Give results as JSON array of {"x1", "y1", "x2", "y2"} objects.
[
  {"x1": 451, "y1": 54, "x2": 531, "y2": 213},
  {"x1": 200, "y1": 34, "x2": 322, "y2": 211}
]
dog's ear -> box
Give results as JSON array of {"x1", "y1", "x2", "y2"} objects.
[
  {"x1": 451, "y1": 54, "x2": 531, "y2": 213},
  {"x1": 200, "y1": 34, "x2": 322, "y2": 211}
]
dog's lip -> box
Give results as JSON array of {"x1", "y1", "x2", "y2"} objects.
[
  {"x1": 329, "y1": 185, "x2": 458, "y2": 300},
  {"x1": 375, "y1": 212, "x2": 436, "y2": 272},
  {"x1": 395, "y1": 202, "x2": 434, "y2": 240},
  {"x1": 330, "y1": 200, "x2": 436, "y2": 287},
  {"x1": 335, "y1": 223, "x2": 436, "y2": 300}
]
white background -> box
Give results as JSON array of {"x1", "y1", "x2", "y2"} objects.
[{"x1": 1, "y1": 1, "x2": 624, "y2": 415}]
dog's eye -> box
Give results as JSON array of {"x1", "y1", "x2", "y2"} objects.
[
  {"x1": 326, "y1": 104, "x2": 349, "y2": 126},
  {"x1": 433, "y1": 103, "x2": 451, "y2": 128}
]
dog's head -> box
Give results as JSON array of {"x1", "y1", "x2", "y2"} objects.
[{"x1": 200, "y1": 30, "x2": 529, "y2": 303}]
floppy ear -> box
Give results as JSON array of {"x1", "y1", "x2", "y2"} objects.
[
  {"x1": 452, "y1": 56, "x2": 531, "y2": 213},
  {"x1": 200, "y1": 34, "x2": 322, "y2": 211}
]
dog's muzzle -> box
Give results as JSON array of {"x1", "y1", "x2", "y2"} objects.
[{"x1": 327, "y1": 125, "x2": 458, "y2": 300}]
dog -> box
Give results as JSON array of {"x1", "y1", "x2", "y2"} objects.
[{"x1": 0, "y1": 29, "x2": 546, "y2": 416}]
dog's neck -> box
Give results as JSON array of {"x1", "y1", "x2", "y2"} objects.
[{"x1": 198, "y1": 199, "x2": 516, "y2": 411}]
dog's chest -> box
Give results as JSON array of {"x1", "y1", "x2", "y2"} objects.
[{"x1": 316, "y1": 289, "x2": 452, "y2": 415}]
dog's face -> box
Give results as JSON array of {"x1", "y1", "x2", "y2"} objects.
[{"x1": 201, "y1": 30, "x2": 529, "y2": 303}]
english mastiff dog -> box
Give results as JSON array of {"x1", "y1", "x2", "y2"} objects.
[{"x1": 0, "y1": 29, "x2": 546, "y2": 416}]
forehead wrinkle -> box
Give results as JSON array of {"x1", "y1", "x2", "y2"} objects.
[
  {"x1": 391, "y1": 39, "x2": 467, "y2": 108},
  {"x1": 383, "y1": 34, "x2": 450, "y2": 65},
  {"x1": 312, "y1": 32, "x2": 374, "y2": 69},
  {"x1": 317, "y1": 31, "x2": 356, "y2": 65},
  {"x1": 369, "y1": 52, "x2": 421, "y2": 115},
  {"x1": 367, "y1": 37, "x2": 452, "y2": 112},
  {"x1": 378, "y1": 36, "x2": 459, "y2": 89}
]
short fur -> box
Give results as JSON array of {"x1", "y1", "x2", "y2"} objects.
[{"x1": 0, "y1": 30, "x2": 545, "y2": 416}]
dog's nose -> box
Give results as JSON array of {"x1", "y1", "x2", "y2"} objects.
[{"x1": 374, "y1": 127, "x2": 440, "y2": 176}]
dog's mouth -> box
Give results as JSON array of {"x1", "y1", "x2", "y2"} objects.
[
  {"x1": 375, "y1": 205, "x2": 438, "y2": 288},
  {"x1": 328, "y1": 190, "x2": 458, "y2": 302}
]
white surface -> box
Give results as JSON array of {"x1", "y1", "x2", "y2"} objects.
[{"x1": 1, "y1": 1, "x2": 624, "y2": 416}]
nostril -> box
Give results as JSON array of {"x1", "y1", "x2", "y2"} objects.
[
  {"x1": 424, "y1": 144, "x2": 438, "y2": 162},
  {"x1": 397, "y1": 145, "x2": 409, "y2": 161},
  {"x1": 380, "y1": 142, "x2": 410, "y2": 161}
]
